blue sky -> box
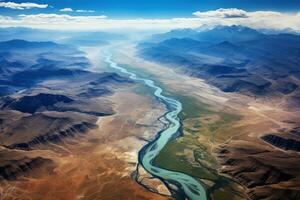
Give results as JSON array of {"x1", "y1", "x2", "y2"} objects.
[
  {"x1": 0, "y1": 1, "x2": 299, "y2": 31},
  {"x1": 1, "y1": 0, "x2": 300, "y2": 18}
]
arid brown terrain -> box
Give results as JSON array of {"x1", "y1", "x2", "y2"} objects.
[{"x1": 0, "y1": 41, "x2": 169, "y2": 200}]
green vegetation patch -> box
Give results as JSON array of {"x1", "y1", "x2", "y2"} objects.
[
  {"x1": 154, "y1": 138, "x2": 218, "y2": 181},
  {"x1": 117, "y1": 62, "x2": 244, "y2": 199}
]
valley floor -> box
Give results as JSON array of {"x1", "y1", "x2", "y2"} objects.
[
  {"x1": 112, "y1": 43, "x2": 300, "y2": 199},
  {"x1": 1, "y1": 43, "x2": 300, "y2": 200}
]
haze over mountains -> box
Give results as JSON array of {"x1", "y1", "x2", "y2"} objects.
[
  {"x1": 0, "y1": 27, "x2": 127, "y2": 46},
  {"x1": 139, "y1": 25, "x2": 300, "y2": 106}
]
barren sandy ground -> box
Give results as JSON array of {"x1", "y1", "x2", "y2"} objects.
[{"x1": 0, "y1": 84, "x2": 169, "y2": 200}]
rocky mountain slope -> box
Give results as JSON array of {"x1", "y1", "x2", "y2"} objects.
[{"x1": 0, "y1": 39, "x2": 132, "y2": 182}]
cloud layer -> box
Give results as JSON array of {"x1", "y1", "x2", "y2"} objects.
[
  {"x1": 59, "y1": 8, "x2": 73, "y2": 12},
  {"x1": 0, "y1": 8, "x2": 299, "y2": 31},
  {"x1": 59, "y1": 8, "x2": 95, "y2": 13},
  {"x1": 0, "y1": 1, "x2": 48, "y2": 10},
  {"x1": 193, "y1": 8, "x2": 248, "y2": 18},
  {"x1": 76, "y1": 10, "x2": 95, "y2": 13}
]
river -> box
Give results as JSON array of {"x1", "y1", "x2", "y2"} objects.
[{"x1": 104, "y1": 52, "x2": 207, "y2": 200}]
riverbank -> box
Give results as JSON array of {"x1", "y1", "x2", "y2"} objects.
[
  {"x1": 111, "y1": 43, "x2": 248, "y2": 199},
  {"x1": 104, "y1": 51, "x2": 208, "y2": 200},
  {"x1": 111, "y1": 42, "x2": 300, "y2": 200}
]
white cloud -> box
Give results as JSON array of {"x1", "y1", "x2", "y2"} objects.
[
  {"x1": 0, "y1": 14, "x2": 202, "y2": 31},
  {"x1": 17, "y1": 13, "x2": 107, "y2": 22},
  {"x1": 0, "y1": 9, "x2": 299, "y2": 32},
  {"x1": 0, "y1": 1, "x2": 48, "y2": 10},
  {"x1": 76, "y1": 10, "x2": 95, "y2": 13},
  {"x1": 192, "y1": 9, "x2": 300, "y2": 31},
  {"x1": 59, "y1": 8, "x2": 96, "y2": 13},
  {"x1": 59, "y1": 8, "x2": 73, "y2": 12},
  {"x1": 193, "y1": 8, "x2": 248, "y2": 18}
]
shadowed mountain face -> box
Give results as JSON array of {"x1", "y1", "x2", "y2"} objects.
[
  {"x1": 1, "y1": 93, "x2": 74, "y2": 114},
  {"x1": 139, "y1": 25, "x2": 300, "y2": 102},
  {"x1": 0, "y1": 146, "x2": 55, "y2": 181}
]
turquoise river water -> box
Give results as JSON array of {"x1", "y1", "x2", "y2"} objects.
[{"x1": 105, "y1": 53, "x2": 207, "y2": 200}]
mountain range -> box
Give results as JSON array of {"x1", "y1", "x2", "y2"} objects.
[{"x1": 139, "y1": 25, "x2": 300, "y2": 105}]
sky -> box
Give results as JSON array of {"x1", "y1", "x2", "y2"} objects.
[
  {"x1": 1, "y1": 0, "x2": 300, "y2": 18},
  {"x1": 0, "y1": 0, "x2": 300, "y2": 31}
]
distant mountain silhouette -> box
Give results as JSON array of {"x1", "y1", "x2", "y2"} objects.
[
  {"x1": 148, "y1": 28, "x2": 200, "y2": 43},
  {"x1": 195, "y1": 25, "x2": 264, "y2": 42},
  {"x1": 139, "y1": 26, "x2": 300, "y2": 100},
  {"x1": 147, "y1": 25, "x2": 264, "y2": 43}
]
